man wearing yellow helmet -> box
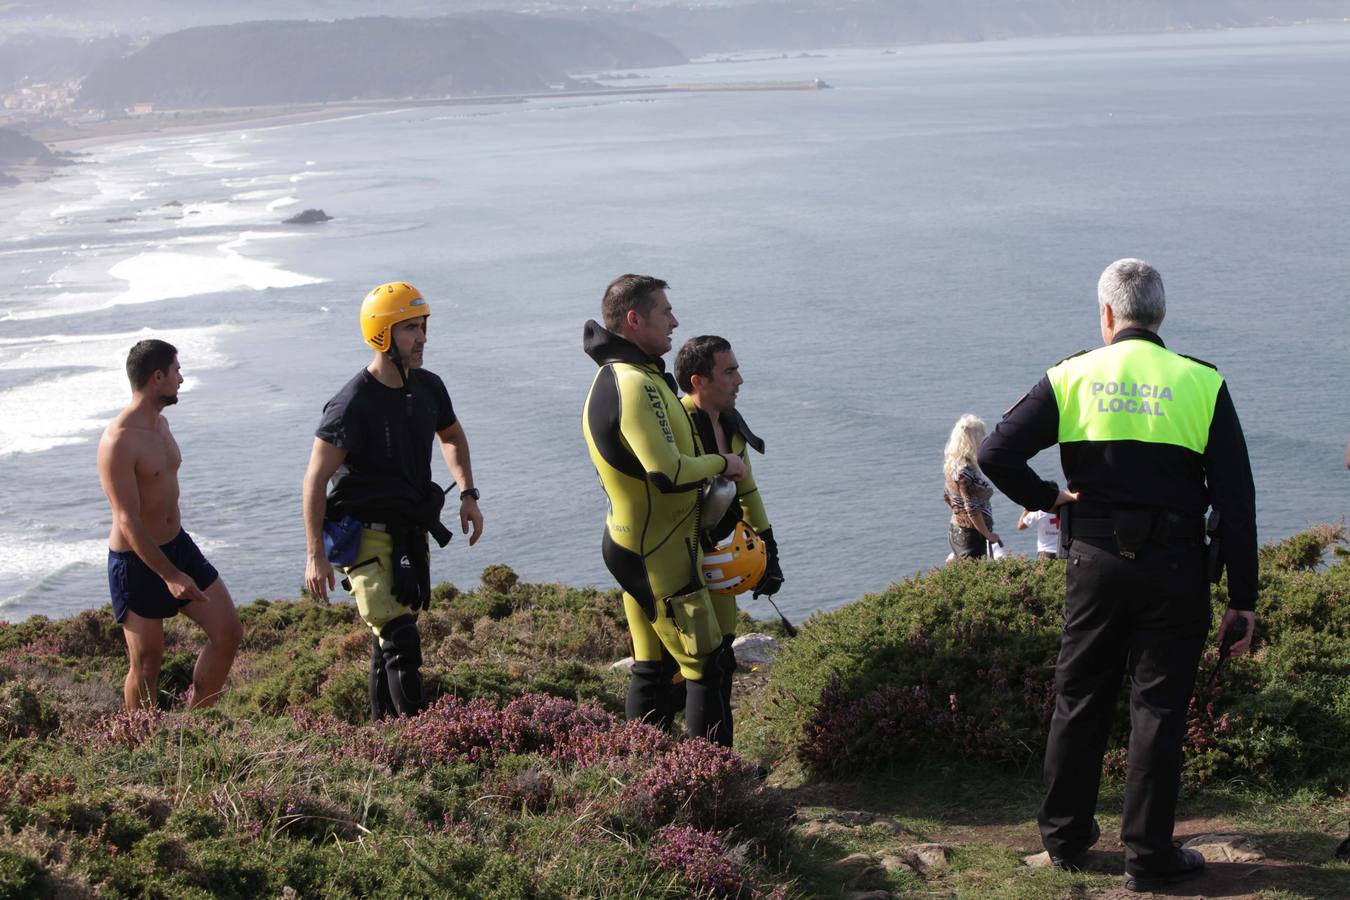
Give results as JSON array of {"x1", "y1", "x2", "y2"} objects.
[
  {"x1": 582, "y1": 275, "x2": 746, "y2": 743},
  {"x1": 676, "y1": 334, "x2": 783, "y2": 746},
  {"x1": 302, "y1": 282, "x2": 484, "y2": 720}
]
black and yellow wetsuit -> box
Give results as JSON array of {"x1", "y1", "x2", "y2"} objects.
[
  {"x1": 681, "y1": 396, "x2": 771, "y2": 636},
  {"x1": 582, "y1": 320, "x2": 731, "y2": 740},
  {"x1": 682, "y1": 396, "x2": 780, "y2": 748}
]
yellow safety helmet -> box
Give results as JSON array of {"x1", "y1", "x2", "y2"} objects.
[
  {"x1": 703, "y1": 521, "x2": 768, "y2": 596},
  {"x1": 360, "y1": 282, "x2": 430, "y2": 352}
]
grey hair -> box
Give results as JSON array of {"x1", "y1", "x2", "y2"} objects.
[{"x1": 1097, "y1": 258, "x2": 1165, "y2": 329}]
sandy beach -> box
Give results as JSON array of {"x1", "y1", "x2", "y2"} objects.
[{"x1": 31, "y1": 80, "x2": 826, "y2": 152}]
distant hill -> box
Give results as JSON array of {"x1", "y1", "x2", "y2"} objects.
[
  {"x1": 0, "y1": 35, "x2": 130, "y2": 92},
  {"x1": 0, "y1": 127, "x2": 60, "y2": 166},
  {"x1": 10, "y1": 0, "x2": 1350, "y2": 49},
  {"x1": 0, "y1": 127, "x2": 64, "y2": 186},
  {"x1": 76, "y1": 15, "x2": 685, "y2": 111},
  {"x1": 628, "y1": 0, "x2": 1350, "y2": 54}
]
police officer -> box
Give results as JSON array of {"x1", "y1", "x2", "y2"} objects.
[{"x1": 978, "y1": 259, "x2": 1257, "y2": 893}]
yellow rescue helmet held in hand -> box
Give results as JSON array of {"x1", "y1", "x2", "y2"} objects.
[
  {"x1": 703, "y1": 521, "x2": 768, "y2": 596},
  {"x1": 360, "y1": 282, "x2": 429, "y2": 352}
]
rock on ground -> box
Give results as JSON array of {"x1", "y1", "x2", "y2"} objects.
[
  {"x1": 832, "y1": 852, "x2": 876, "y2": 872},
  {"x1": 847, "y1": 863, "x2": 889, "y2": 890},
  {"x1": 1182, "y1": 832, "x2": 1266, "y2": 862},
  {"x1": 801, "y1": 819, "x2": 853, "y2": 839},
  {"x1": 819, "y1": 810, "x2": 910, "y2": 835},
  {"x1": 732, "y1": 632, "x2": 778, "y2": 664},
  {"x1": 898, "y1": 843, "x2": 951, "y2": 875}
]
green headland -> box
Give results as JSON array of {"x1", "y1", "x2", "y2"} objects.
[{"x1": 1, "y1": 532, "x2": 1347, "y2": 898}]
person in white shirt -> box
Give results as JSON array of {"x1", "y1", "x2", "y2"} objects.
[{"x1": 1017, "y1": 483, "x2": 1062, "y2": 559}]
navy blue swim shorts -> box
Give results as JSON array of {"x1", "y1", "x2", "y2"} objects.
[{"x1": 107, "y1": 530, "x2": 219, "y2": 623}]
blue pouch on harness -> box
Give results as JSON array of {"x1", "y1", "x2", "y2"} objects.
[{"x1": 322, "y1": 515, "x2": 363, "y2": 567}]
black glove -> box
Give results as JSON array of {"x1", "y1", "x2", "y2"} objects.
[
  {"x1": 391, "y1": 529, "x2": 432, "y2": 611},
  {"x1": 753, "y1": 528, "x2": 784, "y2": 598},
  {"x1": 420, "y1": 482, "x2": 453, "y2": 548}
]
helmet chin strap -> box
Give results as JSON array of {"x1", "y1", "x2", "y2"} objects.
[{"x1": 386, "y1": 338, "x2": 413, "y2": 414}]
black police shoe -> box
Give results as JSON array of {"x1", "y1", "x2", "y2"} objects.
[
  {"x1": 1049, "y1": 818, "x2": 1101, "y2": 872},
  {"x1": 1123, "y1": 848, "x2": 1206, "y2": 893}
]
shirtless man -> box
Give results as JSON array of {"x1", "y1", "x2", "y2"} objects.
[{"x1": 98, "y1": 339, "x2": 243, "y2": 710}]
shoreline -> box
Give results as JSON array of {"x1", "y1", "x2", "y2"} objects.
[
  {"x1": 15, "y1": 19, "x2": 1350, "y2": 155},
  {"x1": 32, "y1": 81, "x2": 828, "y2": 153}
]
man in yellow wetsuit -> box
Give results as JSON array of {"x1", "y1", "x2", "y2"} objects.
[
  {"x1": 582, "y1": 274, "x2": 746, "y2": 741},
  {"x1": 676, "y1": 334, "x2": 784, "y2": 747}
]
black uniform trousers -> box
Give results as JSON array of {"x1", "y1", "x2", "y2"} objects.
[{"x1": 1039, "y1": 532, "x2": 1209, "y2": 873}]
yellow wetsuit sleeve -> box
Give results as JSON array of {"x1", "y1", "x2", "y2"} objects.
[
  {"x1": 733, "y1": 434, "x2": 770, "y2": 533},
  {"x1": 615, "y1": 366, "x2": 727, "y2": 491}
]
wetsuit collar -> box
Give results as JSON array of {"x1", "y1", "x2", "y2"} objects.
[
  {"x1": 686, "y1": 401, "x2": 766, "y2": 455},
  {"x1": 725, "y1": 408, "x2": 765, "y2": 454},
  {"x1": 1110, "y1": 326, "x2": 1165, "y2": 348},
  {"x1": 583, "y1": 319, "x2": 668, "y2": 371}
]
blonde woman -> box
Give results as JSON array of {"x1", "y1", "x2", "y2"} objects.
[{"x1": 943, "y1": 414, "x2": 1001, "y2": 560}]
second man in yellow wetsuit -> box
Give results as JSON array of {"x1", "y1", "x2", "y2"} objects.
[
  {"x1": 581, "y1": 275, "x2": 746, "y2": 742},
  {"x1": 676, "y1": 334, "x2": 784, "y2": 747}
]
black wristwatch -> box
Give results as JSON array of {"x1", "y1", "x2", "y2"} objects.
[{"x1": 460, "y1": 488, "x2": 480, "y2": 501}]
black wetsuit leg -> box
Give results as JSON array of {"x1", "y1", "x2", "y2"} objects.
[
  {"x1": 654, "y1": 651, "x2": 683, "y2": 732},
  {"x1": 378, "y1": 614, "x2": 425, "y2": 717},
  {"x1": 684, "y1": 676, "x2": 718, "y2": 742},
  {"x1": 685, "y1": 644, "x2": 733, "y2": 746},
  {"x1": 718, "y1": 634, "x2": 738, "y2": 747},
  {"x1": 628, "y1": 649, "x2": 685, "y2": 732},
  {"x1": 369, "y1": 634, "x2": 397, "y2": 721},
  {"x1": 626, "y1": 660, "x2": 665, "y2": 725}
]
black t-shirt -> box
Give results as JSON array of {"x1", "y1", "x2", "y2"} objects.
[{"x1": 316, "y1": 368, "x2": 456, "y2": 515}]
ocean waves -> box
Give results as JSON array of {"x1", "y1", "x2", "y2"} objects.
[{"x1": 0, "y1": 324, "x2": 235, "y2": 457}]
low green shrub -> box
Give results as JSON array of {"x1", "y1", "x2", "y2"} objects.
[
  {"x1": 312, "y1": 665, "x2": 370, "y2": 723},
  {"x1": 751, "y1": 528, "x2": 1350, "y2": 793},
  {"x1": 53, "y1": 609, "x2": 124, "y2": 658},
  {"x1": 480, "y1": 563, "x2": 520, "y2": 593},
  {"x1": 0, "y1": 845, "x2": 49, "y2": 900},
  {"x1": 0, "y1": 679, "x2": 61, "y2": 739},
  {"x1": 223, "y1": 646, "x2": 337, "y2": 715}
]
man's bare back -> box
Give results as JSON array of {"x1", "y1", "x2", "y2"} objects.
[{"x1": 100, "y1": 409, "x2": 182, "y2": 551}]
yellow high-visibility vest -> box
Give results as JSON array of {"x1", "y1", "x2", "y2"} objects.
[{"x1": 1047, "y1": 338, "x2": 1224, "y2": 454}]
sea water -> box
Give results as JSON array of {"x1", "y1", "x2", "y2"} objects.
[{"x1": 2, "y1": 25, "x2": 1348, "y2": 623}]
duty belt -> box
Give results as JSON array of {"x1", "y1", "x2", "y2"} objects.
[{"x1": 1064, "y1": 506, "x2": 1203, "y2": 558}]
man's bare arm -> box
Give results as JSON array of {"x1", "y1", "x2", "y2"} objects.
[
  {"x1": 98, "y1": 432, "x2": 207, "y2": 603},
  {"x1": 437, "y1": 421, "x2": 483, "y2": 545},
  {"x1": 302, "y1": 438, "x2": 347, "y2": 601}
]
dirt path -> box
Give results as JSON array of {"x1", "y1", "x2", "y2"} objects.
[
  {"x1": 937, "y1": 816, "x2": 1324, "y2": 899},
  {"x1": 785, "y1": 778, "x2": 1349, "y2": 899}
]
